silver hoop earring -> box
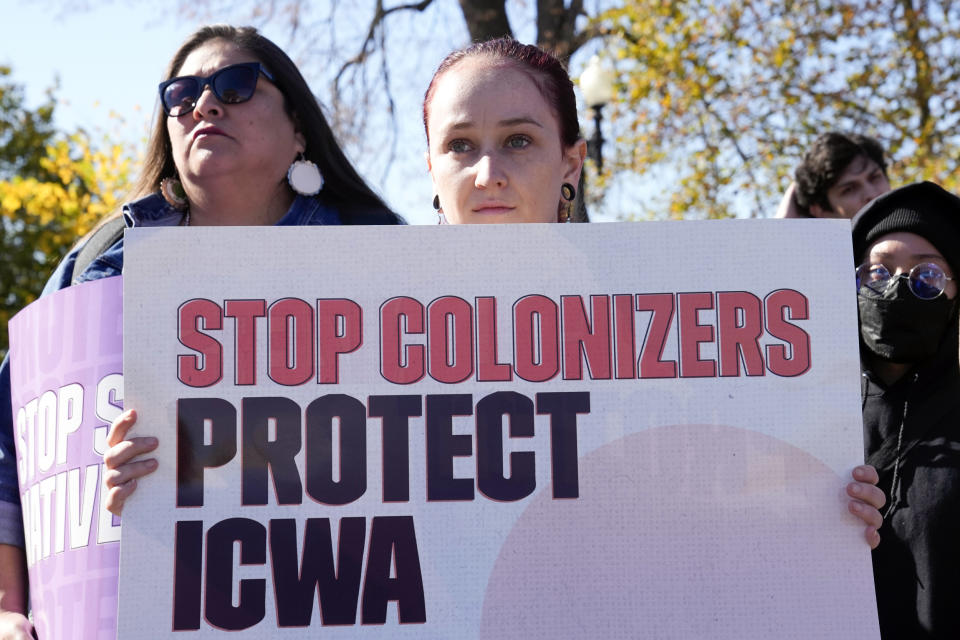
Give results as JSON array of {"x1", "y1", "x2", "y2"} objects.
[{"x1": 287, "y1": 153, "x2": 324, "y2": 195}]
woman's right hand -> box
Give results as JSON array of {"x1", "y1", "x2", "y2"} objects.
[{"x1": 103, "y1": 410, "x2": 158, "y2": 516}]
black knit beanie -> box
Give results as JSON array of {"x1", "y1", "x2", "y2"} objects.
[{"x1": 851, "y1": 181, "x2": 960, "y2": 273}]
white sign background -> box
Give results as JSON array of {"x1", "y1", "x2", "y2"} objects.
[{"x1": 117, "y1": 221, "x2": 879, "y2": 638}]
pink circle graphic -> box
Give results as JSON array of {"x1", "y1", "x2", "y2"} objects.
[{"x1": 479, "y1": 424, "x2": 876, "y2": 639}]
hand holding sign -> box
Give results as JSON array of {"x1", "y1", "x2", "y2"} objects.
[
  {"x1": 0, "y1": 610, "x2": 34, "y2": 640},
  {"x1": 102, "y1": 409, "x2": 158, "y2": 516},
  {"x1": 847, "y1": 464, "x2": 885, "y2": 549},
  {"x1": 0, "y1": 545, "x2": 33, "y2": 640}
]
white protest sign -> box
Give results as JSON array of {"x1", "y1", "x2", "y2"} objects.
[{"x1": 117, "y1": 221, "x2": 879, "y2": 638}]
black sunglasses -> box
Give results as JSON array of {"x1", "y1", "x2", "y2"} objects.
[{"x1": 158, "y1": 62, "x2": 276, "y2": 116}]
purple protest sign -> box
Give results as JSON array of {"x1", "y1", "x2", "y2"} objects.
[{"x1": 8, "y1": 276, "x2": 123, "y2": 640}]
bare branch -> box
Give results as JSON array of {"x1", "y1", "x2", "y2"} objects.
[
  {"x1": 333, "y1": 0, "x2": 435, "y2": 93},
  {"x1": 377, "y1": 17, "x2": 400, "y2": 184}
]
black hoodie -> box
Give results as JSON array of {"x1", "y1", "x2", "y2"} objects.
[{"x1": 862, "y1": 287, "x2": 960, "y2": 639}]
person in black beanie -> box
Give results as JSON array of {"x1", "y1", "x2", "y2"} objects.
[{"x1": 852, "y1": 181, "x2": 960, "y2": 638}]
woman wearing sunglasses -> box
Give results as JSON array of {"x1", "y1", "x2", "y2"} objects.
[
  {"x1": 149, "y1": 26, "x2": 400, "y2": 228},
  {"x1": 0, "y1": 24, "x2": 401, "y2": 639},
  {"x1": 852, "y1": 181, "x2": 960, "y2": 638}
]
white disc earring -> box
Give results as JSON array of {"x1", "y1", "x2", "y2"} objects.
[{"x1": 287, "y1": 154, "x2": 324, "y2": 196}]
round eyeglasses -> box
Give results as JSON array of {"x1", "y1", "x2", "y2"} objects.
[
  {"x1": 159, "y1": 62, "x2": 276, "y2": 117},
  {"x1": 856, "y1": 262, "x2": 954, "y2": 300}
]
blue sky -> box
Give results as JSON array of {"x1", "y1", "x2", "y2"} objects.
[{"x1": 3, "y1": 3, "x2": 191, "y2": 139}]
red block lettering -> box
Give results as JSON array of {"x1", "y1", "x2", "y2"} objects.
[
  {"x1": 561, "y1": 295, "x2": 612, "y2": 380},
  {"x1": 268, "y1": 298, "x2": 314, "y2": 386},
  {"x1": 765, "y1": 290, "x2": 811, "y2": 377},
  {"x1": 428, "y1": 296, "x2": 473, "y2": 384},
  {"x1": 317, "y1": 299, "x2": 362, "y2": 384},
  {"x1": 716, "y1": 292, "x2": 765, "y2": 377},
  {"x1": 224, "y1": 300, "x2": 266, "y2": 385},
  {"x1": 677, "y1": 292, "x2": 716, "y2": 378},
  {"x1": 380, "y1": 297, "x2": 425, "y2": 385},
  {"x1": 178, "y1": 299, "x2": 223, "y2": 388},
  {"x1": 636, "y1": 293, "x2": 678, "y2": 379},
  {"x1": 475, "y1": 297, "x2": 511, "y2": 382},
  {"x1": 514, "y1": 295, "x2": 559, "y2": 383}
]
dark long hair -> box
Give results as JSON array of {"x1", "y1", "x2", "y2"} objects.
[
  {"x1": 136, "y1": 25, "x2": 400, "y2": 223},
  {"x1": 423, "y1": 37, "x2": 587, "y2": 221}
]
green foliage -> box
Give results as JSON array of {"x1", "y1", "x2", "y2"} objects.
[
  {"x1": 0, "y1": 65, "x2": 57, "y2": 180},
  {"x1": 0, "y1": 67, "x2": 132, "y2": 357},
  {"x1": 594, "y1": 0, "x2": 960, "y2": 219}
]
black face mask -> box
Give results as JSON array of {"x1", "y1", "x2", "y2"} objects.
[{"x1": 859, "y1": 278, "x2": 958, "y2": 364}]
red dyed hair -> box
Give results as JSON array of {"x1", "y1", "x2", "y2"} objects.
[{"x1": 423, "y1": 37, "x2": 581, "y2": 149}]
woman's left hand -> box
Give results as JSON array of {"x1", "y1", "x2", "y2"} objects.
[{"x1": 846, "y1": 464, "x2": 885, "y2": 549}]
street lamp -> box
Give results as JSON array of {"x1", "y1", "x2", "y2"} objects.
[{"x1": 579, "y1": 55, "x2": 616, "y2": 174}]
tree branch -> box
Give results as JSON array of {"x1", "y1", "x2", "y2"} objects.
[
  {"x1": 898, "y1": 0, "x2": 934, "y2": 154},
  {"x1": 333, "y1": 0, "x2": 435, "y2": 92},
  {"x1": 376, "y1": 19, "x2": 400, "y2": 184}
]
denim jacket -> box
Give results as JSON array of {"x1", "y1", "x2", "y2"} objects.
[{"x1": 0, "y1": 191, "x2": 382, "y2": 546}]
